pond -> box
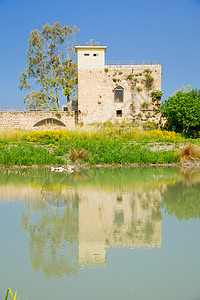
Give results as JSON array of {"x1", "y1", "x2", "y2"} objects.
[{"x1": 0, "y1": 167, "x2": 200, "y2": 300}]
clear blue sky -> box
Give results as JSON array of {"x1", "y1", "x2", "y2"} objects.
[{"x1": 0, "y1": 0, "x2": 200, "y2": 108}]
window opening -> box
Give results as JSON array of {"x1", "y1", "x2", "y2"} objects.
[
  {"x1": 116, "y1": 110, "x2": 122, "y2": 117},
  {"x1": 84, "y1": 53, "x2": 89, "y2": 56},
  {"x1": 114, "y1": 86, "x2": 124, "y2": 103},
  {"x1": 114, "y1": 210, "x2": 124, "y2": 227},
  {"x1": 117, "y1": 196, "x2": 123, "y2": 202},
  {"x1": 93, "y1": 53, "x2": 99, "y2": 56}
]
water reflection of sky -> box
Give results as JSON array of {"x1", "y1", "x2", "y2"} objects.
[{"x1": 0, "y1": 167, "x2": 200, "y2": 300}]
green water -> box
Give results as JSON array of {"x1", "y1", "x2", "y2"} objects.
[{"x1": 0, "y1": 167, "x2": 200, "y2": 300}]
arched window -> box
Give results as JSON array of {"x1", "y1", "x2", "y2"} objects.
[
  {"x1": 33, "y1": 118, "x2": 66, "y2": 127},
  {"x1": 114, "y1": 86, "x2": 124, "y2": 103}
]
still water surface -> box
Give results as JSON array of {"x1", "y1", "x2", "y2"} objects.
[{"x1": 0, "y1": 167, "x2": 200, "y2": 300}]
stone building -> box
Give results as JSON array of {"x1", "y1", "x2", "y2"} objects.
[
  {"x1": 76, "y1": 46, "x2": 162, "y2": 125},
  {"x1": 0, "y1": 45, "x2": 162, "y2": 130}
]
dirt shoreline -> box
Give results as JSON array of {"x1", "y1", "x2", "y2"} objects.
[
  {"x1": 0, "y1": 162, "x2": 180, "y2": 170},
  {"x1": 1, "y1": 160, "x2": 200, "y2": 171}
]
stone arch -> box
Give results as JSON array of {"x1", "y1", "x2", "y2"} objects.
[
  {"x1": 33, "y1": 118, "x2": 66, "y2": 127},
  {"x1": 114, "y1": 86, "x2": 124, "y2": 103}
]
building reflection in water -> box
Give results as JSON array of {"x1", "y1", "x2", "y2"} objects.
[
  {"x1": 78, "y1": 188, "x2": 162, "y2": 270},
  {"x1": 2, "y1": 167, "x2": 191, "y2": 279},
  {"x1": 18, "y1": 183, "x2": 162, "y2": 278}
]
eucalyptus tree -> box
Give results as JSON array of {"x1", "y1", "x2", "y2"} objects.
[{"x1": 19, "y1": 22, "x2": 79, "y2": 110}]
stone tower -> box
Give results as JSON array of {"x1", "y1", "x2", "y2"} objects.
[{"x1": 75, "y1": 46, "x2": 162, "y2": 124}]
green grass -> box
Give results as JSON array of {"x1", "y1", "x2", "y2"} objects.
[
  {"x1": 0, "y1": 142, "x2": 64, "y2": 166},
  {"x1": 0, "y1": 127, "x2": 194, "y2": 166}
]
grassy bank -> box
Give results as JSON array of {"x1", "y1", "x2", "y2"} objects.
[{"x1": 0, "y1": 127, "x2": 197, "y2": 167}]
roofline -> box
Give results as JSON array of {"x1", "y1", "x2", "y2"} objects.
[{"x1": 75, "y1": 46, "x2": 107, "y2": 52}]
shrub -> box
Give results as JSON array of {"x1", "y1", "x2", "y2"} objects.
[
  {"x1": 55, "y1": 112, "x2": 61, "y2": 118},
  {"x1": 141, "y1": 101, "x2": 149, "y2": 108},
  {"x1": 151, "y1": 90, "x2": 163, "y2": 101},
  {"x1": 104, "y1": 68, "x2": 109, "y2": 73},
  {"x1": 137, "y1": 87, "x2": 143, "y2": 93},
  {"x1": 127, "y1": 74, "x2": 134, "y2": 80},
  {"x1": 144, "y1": 68, "x2": 151, "y2": 74},
  {"x1": 145, "y1": 74, "x2": 154, "y2": 90}
]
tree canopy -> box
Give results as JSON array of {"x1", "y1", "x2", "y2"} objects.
[
  {"x1": 19, "y1": 22, "x2": 79, "y2": 110},
  {"x1": 161, "y1": 87, "x2": 200, "y2": 132}
]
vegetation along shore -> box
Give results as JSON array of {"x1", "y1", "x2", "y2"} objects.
[{"x1": 1, "y1": 123, "x2": 200, "y2": 168}]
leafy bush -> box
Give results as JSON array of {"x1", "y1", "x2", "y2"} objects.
[{"x1": 161, "y1": 87, "x2": 200, "y2": 133}]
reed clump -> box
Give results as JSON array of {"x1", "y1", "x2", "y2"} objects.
[
  {"x1": 70, "y1": 149, "x2": 88, "y2": 161},
  {"x1": 177, "y1": 144, "x2": 200, "y2": 162}
]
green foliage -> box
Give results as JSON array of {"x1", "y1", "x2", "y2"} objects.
[
  {"x1": 55, "y1": 112, "x2": 61, "y2": 118},
  {"x1": 162, "y1": 177, "x2": 200, "y2": 220},
  {"x1": 112, "y1": 78, "x2": 117, "y2": 82},
  {"x1": 144, "y1": 69, "x2": 151, "y2": 74},
  {"x1": 19, "y1": 22, "x2": 79, "y2": 110},
  {"x1": 0, "y1": 128, "x2": 184, "y2": 166},
  {"x1": 161, "y1": 87, "x2": 200, "y2": 132},
  {"x1": 137, "y1": 112, "x2": 142, "y2": 118},
  {"x1": 144, "y1": 73, "x2": 154, "y2": 90},
  {"x1": 142, "y1": 121, "x2": 158, "y2": 131},
  {"x1": 0, "y1": 142, "x2": 64, "y2": 166},
  {"x1": 137, "y1": 86, "x2": 142, "y2": 93},
  {"x1": 127, "y1": 74, "x2": 134, "y2": 80},
  {"x1": 146, "y1": 112, "x2": 151, "y2": 118},
  {"x1": 104, "y1": 68, "x2": 109, "y2": 73},
  {"x1": 151, "y1": 90, "x2": 163, "y2": 101},
  {"x1": 141, "y1": 101, "x2": 149, "y2": 108},
  {"x1": 70, "y1": 148, "x2": 88, "y2": 161},
  {"x1": 118, "y1": 71, "x2": 123, "y2": 75}
]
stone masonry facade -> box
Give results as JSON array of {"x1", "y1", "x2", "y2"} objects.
[
  {"x1": 76, "y1": 46, "x2": 162, "y2": 125},
  {"x1": 78, "y1": 65, "x2": 162, "y2": 124},
  {"x1": 0, "y1": 111, "x2": 76, "y2": 130}
]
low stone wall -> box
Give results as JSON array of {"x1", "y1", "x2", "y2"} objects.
[{"x1": 0, "y1": 111, "x2": 76, "y2": 130}]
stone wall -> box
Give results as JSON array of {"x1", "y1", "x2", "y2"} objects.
[
  {"x1": 78, "y1": 64, "x2": 162, "y2": 124},
  {"x1": 0, "y1": 111, "x2": 76, "y2": 130}
]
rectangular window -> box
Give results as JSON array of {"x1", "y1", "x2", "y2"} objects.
[
  {"x1": 116, "y1": 110, "x2": 122, "y2": 117},
  {"x1": 84, "y1": 53, "x2": 89, "y2": 56},
  {"x1": 93, "y1": 53, "x2": 99, "y2": 56}
]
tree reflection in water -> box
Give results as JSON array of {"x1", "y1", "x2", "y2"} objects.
[
  {"x1": 0, "y1": 167, "x2": 198, "y2": 279},
  {"x1": 162, "y1": 170, "x2": 200, "y2": 221},
  {"x1": 21, "y1": 188, "x2": 79, "y2": 279}
]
